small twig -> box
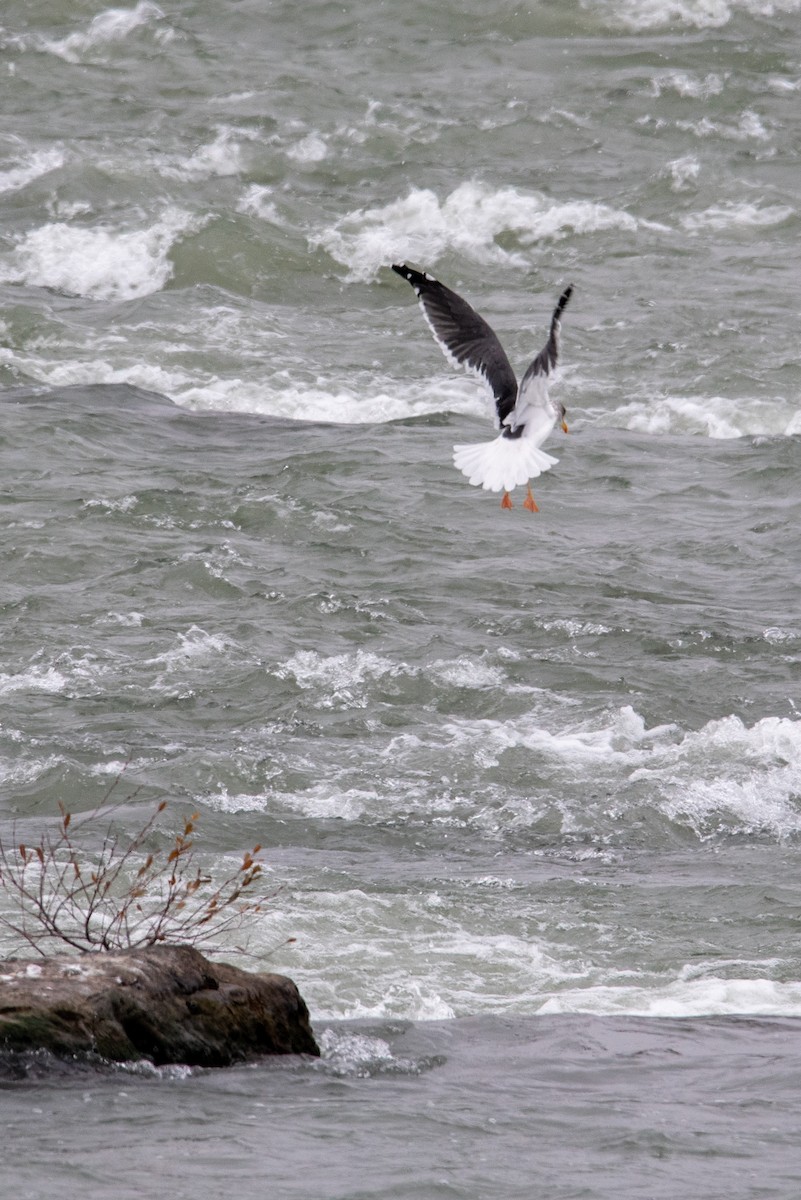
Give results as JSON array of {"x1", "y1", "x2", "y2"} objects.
[{"x1": 0, "y1": 796, "x2": 269, "y2": 956}]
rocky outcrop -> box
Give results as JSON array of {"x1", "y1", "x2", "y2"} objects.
[{"x1": 0, "y1": 943, "x2": 319, "y2": 1068}]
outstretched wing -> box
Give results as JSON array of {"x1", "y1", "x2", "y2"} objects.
[
  {"x1": 518, "y1": 284, "x2": 573, "y2": 392},
  {"x1": 392, "y1": 263, "x2": 518, "y2": 426}
]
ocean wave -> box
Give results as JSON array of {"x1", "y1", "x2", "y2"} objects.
[
  {"x1": 662, "y1": 155, "x2": 701, "y2": 191},
  {"x1": 0, "y1": 666, "x2": 68, "y2": 696},
  {"x1": 0, "y1": 209, "x2": 203, "y2": 301},
  {"x1": 441, "y1": 705, "x2": 801, "y2": 841},
  {"x1": 649, "y1": 71, "x2": 726, "y2": 99},
  {"x1": 539, "y1": 976, "x2": 801, "y2": 1017},
  {"x1": 316, "y1": 1029, "x2": 436, "y2": 1078},
  {"x1": 0, "y1": 148, "x2": 65, "y2": 196},
  {"x1": 154, "y1": 126, "x2": 257, "y2": 181},
  {"x1": 286, "y1": 132, "x2": 329, "y2": 164},
  {"x1": 312, "y1": 182, "x2": 661, "y2": 281},
  {"x1": 274, "y1": 648, "x2": 402, "y2": 709},
  {"x1": 273, "y1": 648, "x2": 510, "y2": 711},
  {"x1": 0, "y1": 337, "x2": 489, "y2": 423},
  {"x1": 598, "y1": 394, "x2": 801, "y2": 438},
  {"x1": 205, "y1": 694, "x2": 801, "y2": 846},
  {"x1": 680, "y1": 201, "x2": 794, "y2": 233},
  {"x1": 172, "y1": 374, "x2": 486, "y2": 424},
  {"x1": 591, "y1": 0, "x2": 801, "y2": 31},
  {"x1": 676, "y1": 110, "x2": 775, "y2": 144},
  {"x1": 259, "y1": 860, "x2": 801, "y2": 1021},
  {"x1": 38, "y1": 2, "x2": 172, "y2": 63}
]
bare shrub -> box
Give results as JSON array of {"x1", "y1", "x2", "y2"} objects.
[{"x1": 0, "y1": 798, "x2": 271, "y2": 957}]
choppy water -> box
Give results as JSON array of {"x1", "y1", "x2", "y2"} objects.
[{"x1": 2, "y1": 0, "x2": 801, "y2": 1196}]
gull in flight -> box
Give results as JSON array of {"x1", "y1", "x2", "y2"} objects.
[{"x1": 392, "y1": 264, "x2": 572, "y2": 510}]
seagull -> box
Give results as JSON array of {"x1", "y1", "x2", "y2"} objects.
[{"x1": 392, "y1": 263, "x2": 572, "y2": 510}]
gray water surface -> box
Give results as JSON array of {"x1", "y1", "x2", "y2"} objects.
[{"x1": 2, "y1": 0, "x2": 801, "y2": 1194}]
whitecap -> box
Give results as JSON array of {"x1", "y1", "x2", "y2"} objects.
[
  {"x1": 630, "y1": 712, "x2": 801, "y2": 840},
  {"x1": 274, "y1": 648, "x2": 400, "y2": 709},
  {"x1": 312, "y1": 182, "x2": 658, "y2": 282},
  {"x1": 157, "y1": 127, "x2": 257, "y2": 181},
  {"x1": 0, "y1": 666, "x2": 68, "y2": 696},
  {"x1": 681, "y1": 200, "x2": 794, "y2": 233},
  {"x1": 173, "y1": 373, "x2": 486, "y2": 424},
  {"x1": 599, "y1": 393, "x2": 801, "y2": 439},
  {"x1": 538, "y1": 976, "x2": 801, "y2": 1017},
  {"x1": 286, "y1": 132, "x2": 329, "y2": 164},
  {"x1": 440, "y1": 703, "x2": 666, "y2": 769},
  {"x1": 662, "y1": 155, "x2": 701, "y2": 192},
  {"x1": 438, "y1": 704, "x2": 801, "y2": 839},
  {"x1": 237, "y1": 185, "x2": 283, "y2": 224},
  {"x1": 677, "y1": 110, "x2": 775, "y2": 144},
  {"x1": 40, "y1": 2, "x2": 170, "y2": 63},
  {"x1": 274, "y1": 785, "x2": 378, "y2": 821},
  {"x1": 0, "y1": 148, "x2": 64, "y2": 195},
  {"x1": 147, "y1": 627, "x2": 234, "y2": 680},
  {"x1": 592, "y1": 0, "x2": 801, "y2": 31},
  {"x1": 426, "y1": 657, "x2": 507, "y2": 690},
  {"x1": 205, "y1": 788, "x2": 272, "y2": 815},
  {"x1": 650, "y1": 71, "x2": 725, "y2": 99},
  {"x1": 317, "y1": 1028, "x2": 443, "y2": 1075},
  {"x1": 0, "y1": 753, "x2": 63, "y2": 789},
  {"x1": 1, "y1": 208, "x2": 203, "y2": 302}
]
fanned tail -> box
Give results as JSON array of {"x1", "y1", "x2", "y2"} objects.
[{"x1": 453, "y1": 435, "x2": 559, "y2": 493}]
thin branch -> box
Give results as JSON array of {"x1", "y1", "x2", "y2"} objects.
[{"x1": 0, "y1": 798, "x2": 269, "y2": 956}]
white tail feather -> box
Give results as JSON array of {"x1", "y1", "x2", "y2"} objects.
[{"x1": 453, "y1": 435, "x2": 558, "y2": 493}]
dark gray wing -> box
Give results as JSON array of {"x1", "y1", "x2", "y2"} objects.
[
  {"x1": 392, "y1": 263, "x2": 518, "y2": 426},
  {"x1": 518, "y1": 284, "x2": 573, "y2": 391}
]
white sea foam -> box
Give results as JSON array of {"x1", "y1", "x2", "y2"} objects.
[
  {"x1": 663, "y1": 155, "x2": 701, "y2": 191},
  {"x1": 95, "y1": 611, "x2": 146, "y2": 627},
  {"x1": 1, "y1": 353, "x2": 199, "y2": 399},
  {"x1": 0, "y1": 666, "x2": 68, "y2": 696},
  {"x1": 237, "y1": 184, "x2": 283, "y2": 224},
  {"x1": 650, "y1": 71, "x2": 725, "y2": 99},
  {"x1": 595, "y1": 0, "x2": 801, "y2": 31},
  {"x1": 0, "y1": 753, "x2": 62, "y2": 792},
  {"x1": 599, "y1": 393, "x2": 801, "y2": 439},
  {"x1": 273, "y1": 648, "x2": 509, "y2": 710},
  {"x1": 40, "y1": 2, "x2": 170, "y2": 63},
  {"x1": 680, "y1": 200, "x2": 794, "y2": 233},
  {"x1": 1, "y1": 209, "x2": 202, "y2": 301},
  {"x1": 149, "y1": 626, "x2": 233, "y2": 673},
  {"x1": 276, "y1": 785, "x2": 379, "y2": 821},
  {"x1": 156, "y1": 126, "x2": 261, "y2": 181},
  {"x1": 82, "y1": 495, "x2": 139, "y2": 514},
  {"x1": 312, "y1": 182, "x2": 660, "y2": 281},
  {"x1": 317, "y1": 1029, "x2": 436, "y2": 1078},
  {"x1": 677, "y1": 110, "x2": 774, "y2": 143},
  {"x1": 274, "y1": 649, "x2": 401, "y2": 709},
  {"x1": 444, "y1": 705, "x2": 801, "y2": 839},
  {"x1": 539, "y1": 976, "x2": 801, "y2": 1017},
  {"x1": 0, "y1": 338, "x2": 488, "y2": 424},
  {"x1": 0, "y1": 148, "x2": 64, "y2": 195},
  {"x1": 426, "y1": 657, "x2": 507, "y2": 690},
  {"x1": 175, "y1": 373, "x2": 487, "y2": 424},
  {"x1": 630, "y1": 713, "x2": 801, "y2": 839},
  {"x1": 286, "y1": 132, "x2": 329, "y2": 164}
]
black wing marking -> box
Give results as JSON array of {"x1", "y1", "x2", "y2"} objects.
[
  {"x1": 392, "y1": 263, "x2": 518, "y2": 426},
  {"x1": 519, "y1": 284, "x2": 573, "y2": 390}
]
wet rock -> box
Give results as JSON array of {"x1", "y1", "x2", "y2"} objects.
[{"x1": 0, "y1": 943, "x2": 319, "y2": 1068}]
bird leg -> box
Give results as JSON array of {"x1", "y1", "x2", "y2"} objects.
[
  {"x1": 500, "y1": 491, "x2": 513, "y2": 509},
  {"x1": 523, "y1": 485, "x2": 539, "y2": 513}
]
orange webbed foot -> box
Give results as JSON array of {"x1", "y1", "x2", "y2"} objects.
[
  {"x1": 500, "y1": 491, "x2": 513, "y2": 509},
  {"x1": 523, "y1": 485, "x2": 539, "y2": 513}
]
